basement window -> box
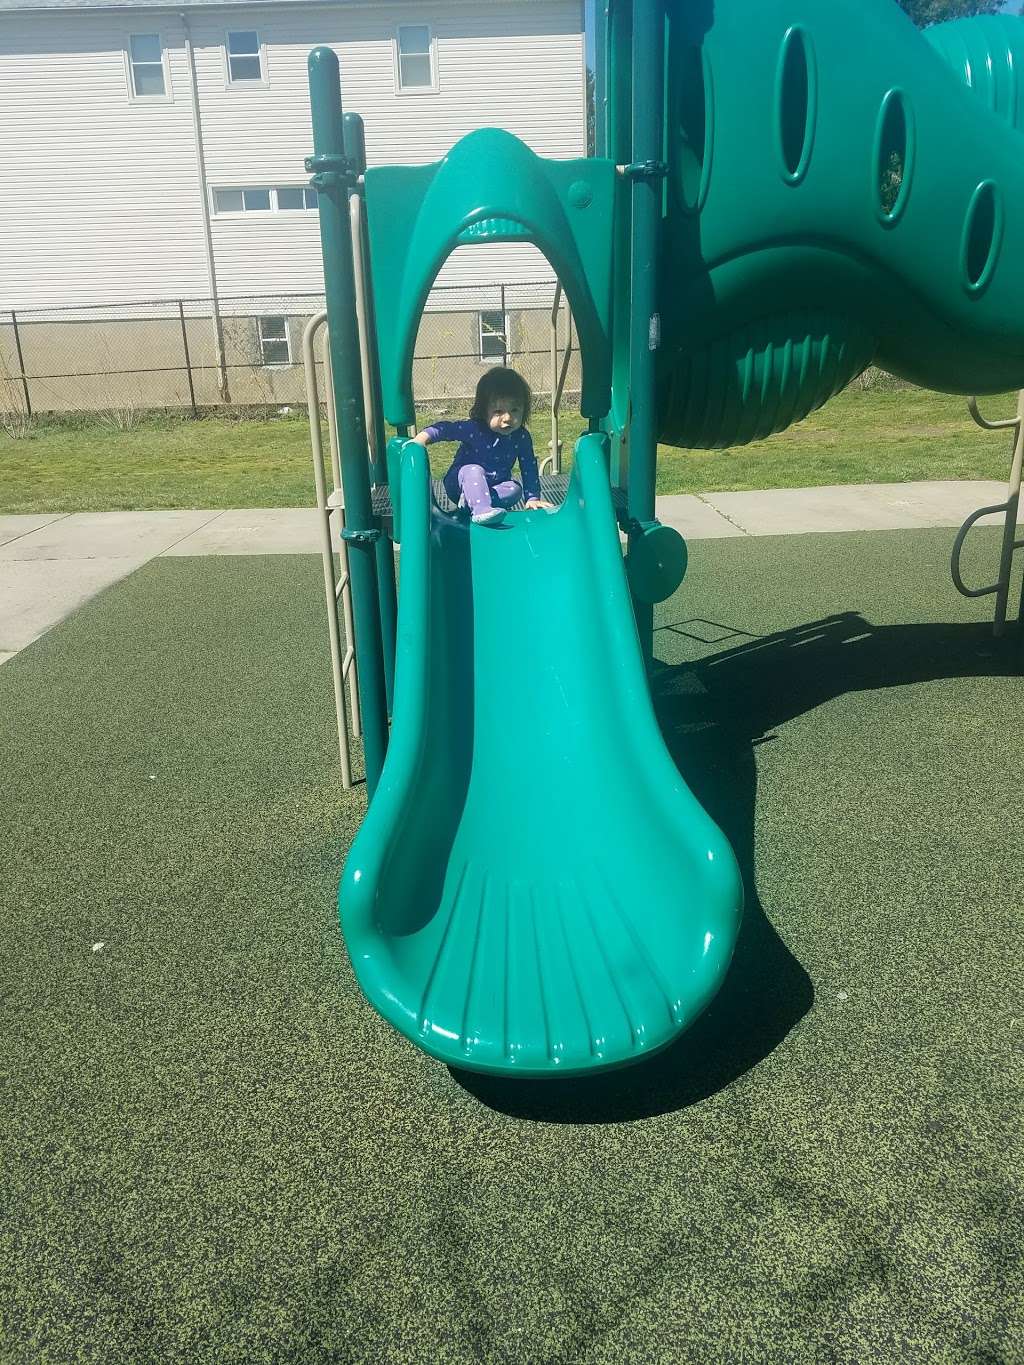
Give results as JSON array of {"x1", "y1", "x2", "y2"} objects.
[
  {"x1": 479, "y1": 310, "x2": 508, "y2": 362},
  {"x1": 258, "y1": 317, "x2": 291, "y2": 366}
]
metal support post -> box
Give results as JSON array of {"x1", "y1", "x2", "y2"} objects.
[
  {"x1": 10, "y1": 310, "x2": 31, "y2": 417},
  {"x1": 345, "y1": 110, "x2": 397, "y2": 712},
  {"x1": 627, "y1": 0, "x2": 665, "y2": 669},
  {"x1": 594, "y1": 1, "x2": 610, "y2": 158},
  {"x1": 178, "y1": 301, "x2": 198, "y2": 418},
  {"x1": 181, "y1": 11, "x2": 230, "y2": 404},
  {"x1": 542, "y1": 284, "x2": 573, "y2": 477},
  {"x1": 307, "y1": 45, "x2": 389, "y2": 794}
]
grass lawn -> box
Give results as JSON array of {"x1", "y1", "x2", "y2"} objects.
[
  {"x1": 0, "y1": 386, "x2": 1018, "y2": 514},
  {"x1": 2, "y1": 528, "x2": 1022, "y2": 1360}
]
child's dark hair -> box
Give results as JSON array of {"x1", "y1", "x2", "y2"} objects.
[{"x1": 469, "y1": 366, "x2": 532, "y2": 426}]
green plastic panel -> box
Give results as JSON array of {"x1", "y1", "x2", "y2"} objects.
[
  {"x1": 658, "y1": 0, "x2": 1024, "y2": 449},
  {"x1": 339, "y1": 435, "x2": 743, "y2": 1077},
  {"x1": 363, "y1": 130, "x2": 616, "y2": 428}
]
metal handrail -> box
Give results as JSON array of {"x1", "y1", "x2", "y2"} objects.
[
  {"x1": 541, "y1": 282, "x2": 574, "y2": 477},
  {"x1": 967, "y1": 396, "x2": 1019, "y2": 432},
  {"x1": 303, "y1": 310, "x2": 361, "y2": 787},
  {"x1": 322, "y1": 330, "x2": 343, "y2": 493},
  {"x1": 950, "y1": 391, "x2": 1024, "y2": 636}
]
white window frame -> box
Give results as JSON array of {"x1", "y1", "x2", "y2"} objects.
[
  {"x1": 211, "y1": 186, "x2": 318, "y2": 216},
  {"x1": 212, "y1": 187, "x2": 272, "y2": 215},
  {"x1": 225, "y1": 29, "x2": 268, "y2": 88},
  {"x1": 393, "y1": 24, "x2": 438, "y2": 95},
  {"x1": 257, "y1": 316, "x2": 292, "y2": 368},
  {"x1": 478, "y1": 310, "x2": 508, "y2": 364},
  {"x1": 124, "y1": 32, "x2": 172, "y2": 104},
  {"x1": 274, "y1": 186, "x2": 319, "y2": 212}
]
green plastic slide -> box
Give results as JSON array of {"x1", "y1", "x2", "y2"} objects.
[{"x1": 339, "y1": 436, "x2": 743, "y2": 1077}]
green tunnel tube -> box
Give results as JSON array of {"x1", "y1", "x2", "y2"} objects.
[{"x1": 651, "y1": 0, "x2": 1024, "y2": 452}]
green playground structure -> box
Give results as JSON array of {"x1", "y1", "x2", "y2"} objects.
[{"x1": 309, "y1": 0, "x2": 1024, "y2": 1078}]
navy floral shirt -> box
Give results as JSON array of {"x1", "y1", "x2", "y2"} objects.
[{"x1": 425, "y1": 420, "x2": 542, "y2": 506}]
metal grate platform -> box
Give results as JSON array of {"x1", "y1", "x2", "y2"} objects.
[{"x1": 371, "y1": 474, "x2": 625, "y2": 521}]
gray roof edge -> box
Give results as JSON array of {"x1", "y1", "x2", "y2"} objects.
[{"x1": 0, "y1": 0, "x2": 462, "y2": 11}]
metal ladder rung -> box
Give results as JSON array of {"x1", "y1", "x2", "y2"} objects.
[{"x1": 303, "y1": 308, "x2": 363, "y2": 787}]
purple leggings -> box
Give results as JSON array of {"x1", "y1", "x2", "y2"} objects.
[{"x1": 456, "y1": 464, "x2": 523, "y2": 515}]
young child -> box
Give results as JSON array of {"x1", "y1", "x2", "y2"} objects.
[{"x1": 412, "y1": 367, "x2": 555, "y2": 525}]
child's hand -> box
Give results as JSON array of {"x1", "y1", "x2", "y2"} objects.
[
  {"x1": 525, "y1": 498, "x2": 555, "y2": 511},
  {"x1": 410, "y1": 431, "x2": 432, "y2": 446}
]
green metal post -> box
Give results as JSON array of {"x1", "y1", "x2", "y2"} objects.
[
  {"x1": 307, "y1": 46, "x2": 389, "y2": 793},
  {"x1": 343, "y1": 109, "x2": 397, "y2": 713},
  {"x1": 607, "y1": 0, "x2": 634, "y2": 491},
  {"x1": 594, "y1": 2, "x2": 608, "y2": 158},
  {"x1": 627, "y1": 0, "x2": 664, "y2": 668},
  {"x1": 607, "y1": 0, "x2": 633, "y2": 163}
]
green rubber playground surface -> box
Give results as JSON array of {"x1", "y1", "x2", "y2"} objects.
[{"x1": 2, "y1": 527, "x2": 1023, "y2": 1362}]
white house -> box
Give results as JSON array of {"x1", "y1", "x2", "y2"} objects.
[{"x1": 0, "y1": 0, "x2": 586, "y2": 408}]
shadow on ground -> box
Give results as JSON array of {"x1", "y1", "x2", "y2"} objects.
[{"x1": 453, "y1": 612, "x2": 1021, "y2": 1124}]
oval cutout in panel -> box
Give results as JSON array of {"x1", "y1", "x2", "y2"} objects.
[
  {"x1": 874, "y1": 89, "x2": 915, "y2": 224},
  {"x1": 961, "y1": 181, "x2": 1003, "y2": 294},
  {"x1": 775, "y1": 26, "x2": 817, "y2": 184},
  {"x1": 676, "y1": 44, "x2": 714, "y2": 214}
]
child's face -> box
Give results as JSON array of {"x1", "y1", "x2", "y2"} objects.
[{"x1": 486, "y1": 396, "x2": 524, "y2": 434}]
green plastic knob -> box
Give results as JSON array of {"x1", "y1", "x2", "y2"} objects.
[{"x1": 626, "y1": 522, "x2": 688, "y2": 604}]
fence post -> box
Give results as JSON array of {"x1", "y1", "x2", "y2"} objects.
[
  {"x1": 178, "y1": 301, "x2": 198, "y2": 418},
  {"x1": 10, "y1": 310, "x2": 31, "y2": 417},
  {"x1": 500, "y1": 283, "x2": 507, "y2": 362}
]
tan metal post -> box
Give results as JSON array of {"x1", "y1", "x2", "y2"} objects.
[{"x1": 303, "y1": 311, "x2": 361, "y2": 786}]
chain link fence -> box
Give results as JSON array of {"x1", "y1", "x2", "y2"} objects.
[{"x1": 0, "y1": 282, "x2": 582, "y2": 428}]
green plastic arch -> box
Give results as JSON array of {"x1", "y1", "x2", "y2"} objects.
[{"x1": 363, "y1": 129, "x2": 616, "y2": 428}]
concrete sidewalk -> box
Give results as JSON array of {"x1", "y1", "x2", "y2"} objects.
[{"x1": 0, "y1": 480, "x2": 1011, "y2": 664}]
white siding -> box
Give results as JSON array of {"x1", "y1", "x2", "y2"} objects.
[
  {"x1": 0, "y1": 1, "x2": 586, "y2": 311},
  {"x1": 0, "y1": 13, "x2": 209, "y2": 307}
]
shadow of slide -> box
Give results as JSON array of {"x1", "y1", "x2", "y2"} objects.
[{"x1": 453, "y1": 613, "x2": 1020, "y2": 1123}]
